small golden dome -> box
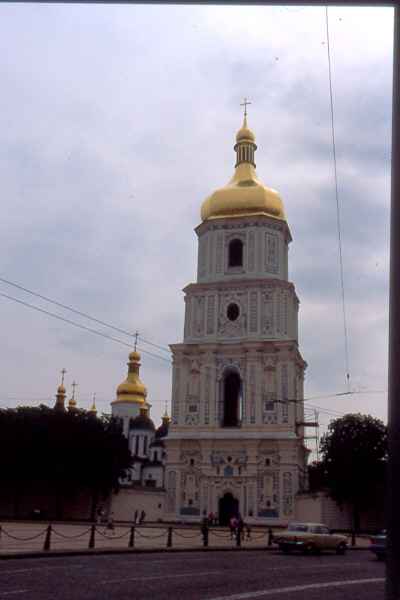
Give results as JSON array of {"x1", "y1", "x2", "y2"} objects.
[
  {"x1": 112, "y1": 351, "x2": 147, "y2": 405},
  {"x1": 236, "y1": 115, "x2": 255, "y2": 142},
  {"x1": 200, "y1": 116, "x2": 286, "y2": 222},
  {"x1": 57, "y1": 384, "x2": 66, "y2": 394}
]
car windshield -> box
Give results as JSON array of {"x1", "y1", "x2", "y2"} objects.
[{"x1": 287, "y1": 524, "x2": 309, "y2": 532}]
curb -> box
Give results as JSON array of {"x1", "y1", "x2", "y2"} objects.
[{"x1": 0, "y1": 545, "x2": 369, "y2": 561}]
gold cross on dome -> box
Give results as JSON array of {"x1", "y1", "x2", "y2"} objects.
[
  {"x1": 240, "y1": 97, "x2": 252, "y2": 117},
  {"x1": 71, "y1": 381, "x2": 77, "y2": 399},
  {"x1": 134, "y1": 331, "x2": 139, "y2": 352},
  {"x1": 61, "y1": 368, "x2": 67, "y2": 386}
]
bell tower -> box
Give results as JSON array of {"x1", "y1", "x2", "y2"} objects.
[{"x1": 165, "y1": 109, "x2": 307, "y2": 525}]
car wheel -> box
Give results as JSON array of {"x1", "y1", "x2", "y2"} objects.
[
  {"x1": 280, "y1": 544, "x2": 291, "y2": 554},
  {"x1": 304, "y1": 543, "x2": 315, "y2": 555},
  {"x1": 336, "y1": 542, "x2": 347, "y2": 555}
]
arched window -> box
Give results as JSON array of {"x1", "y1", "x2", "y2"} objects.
[
  {"x1": 222, "y1": 371, "x2": 241, "y2": 427},
  {"x1": 143, "y1": 436, "x2": 148, "y2": 456},
  {"x1": 135, "y1": 435, "x2": 139, "y2": 455},
  {"x1": 228, "y1": 239, "x2": 243, "y2": 267}
]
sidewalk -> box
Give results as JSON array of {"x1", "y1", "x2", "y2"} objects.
[{"x1": 0, "y1": 522, "x2": 370, "y2": 558}]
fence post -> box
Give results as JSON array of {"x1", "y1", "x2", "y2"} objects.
[
  {"x1": 268, "y1": 528, "x2": 273, "y2": 547},
  {"x1": 167, "y1": 526, "x2": 173, "y2": 548},
  {"x1": 201, "y1": 523, "x2": 209, "y2": 548},
  {"x1": 88, "y1": 524, "x2": 96, "y2": 549},
  {"x1": 351, "y1": 530, "x2": 356, "y2": 547},
  {"x1": 236, "y1": 526, "x2": 241, "y2": 547},
  {"x1": 129, "y1": 526, "x2": 135, "y2": 548},
  {"x1": 43, "y1": 525, "x2": 52, "y2": 551}
]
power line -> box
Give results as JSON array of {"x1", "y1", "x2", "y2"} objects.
[
  {"x1": 0, "y1": 291, "x2": 171, "y2": 365},
  {"x1": 0, "y1": 276, "x2": 171, "y2": 355},
  {"x1": 325, "y1": 6, "x2": 351, "y2": 392}
]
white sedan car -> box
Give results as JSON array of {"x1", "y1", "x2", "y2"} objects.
[{"x1": 273, "y1": 522, "x2": 348, "y2": 555}]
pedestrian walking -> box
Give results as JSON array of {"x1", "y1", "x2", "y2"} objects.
[
  {"x1": 139, "y1": 509, "x2": 146, "y2": 524},
  {"x1": 229, "y1": 516, "x2": 237, "y2": 540},
  {"x1": 237, "y1": 516, "x2": 244, "y2": 541},
  {"x1": 133, "y1": 509, "x2": 138, "y2": 524}
]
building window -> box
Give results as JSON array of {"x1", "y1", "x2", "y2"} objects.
[
  {"x1": 143, "y1": 436, "x2": 148, "y2": 455},
  {"x1": 227, "y1": 303, "x2": 240, "y2": 322},
  {"x1": 135, "y1": 435, "x2": 139, "y2": 455},
  {"x1": 222, "y1": 371, "x2": 241, "y2": 427},
  {"x1": 228, "y1": 239, "x2": 243, "y2": 267},
  {"x1": 265, "y1": 458, "x2": 271, "y2": 467},
  {"x1": 190, "y1": 458, "x2": 195, "y2": 466},
  {"x1": 188, "y1": 499, "x2": 193, "y2": 506},
  {"x1": 145, "y1": 479, "x2": 156, "y2": 488}
]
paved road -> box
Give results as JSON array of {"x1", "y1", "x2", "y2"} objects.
[{"x1": 0, "y1": 549, "x2": 385, "y2": 599}]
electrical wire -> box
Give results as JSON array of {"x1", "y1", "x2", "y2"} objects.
[
  {"x1": 0, "y1": 276, "x2": 171, "y2": 355},
  {"x1": 0, "y1": 291, "x2": 171, "y2": 365},
  {"x1": 325, "y1": 6, "x2": 351, "y2": 392}
]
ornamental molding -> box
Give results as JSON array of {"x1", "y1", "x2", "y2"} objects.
[
  {"x1": 195, "y1": 216, "x2": 292, "y2": 243},
  {"x1": 218, "y1": 291, "x2": 247, "y2": 338},
  {"x1": 183, "y1": 278, "x2": 296, "y2": 296},
  {"x1": 215, "y1": 356, "x2": 246, "y2": 380},
  {"x1": 210, "y1": 450, "x2": 248, "y2": 466}
]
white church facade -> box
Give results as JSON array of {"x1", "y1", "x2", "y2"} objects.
[{"x1": 111, "y1": 113, "x2": 309, "y2": 525}]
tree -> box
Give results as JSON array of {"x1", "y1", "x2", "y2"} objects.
[
  {"x1": 307, "y1": 460, "x2": 328, "y2": 494},
  {"x1": 318, "y1": 413, "x2": 387, "y2": 531},
  {"x1": 0, "y1": 406, "x2": 132, "y2": 519}
]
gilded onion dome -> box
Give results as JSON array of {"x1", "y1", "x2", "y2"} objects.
[
  {"x1": 112, "y1": 350, "x2": 147, "y2": 405},
  {"x1": 54, "y1": 369, "x2": 67, "y2": 411},
  {"x1": 68, "y1": 381, "x2": 78, "y2": 412},
  {"x1": 88, "y1": 393, "x2": 97, "y2": 417},
  {"x1": 200, "y1": 115, "x2": 286, "y2": 222}
]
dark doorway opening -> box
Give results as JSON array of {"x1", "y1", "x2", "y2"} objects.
[
  {"x1": 223, "y1": 371, "x2": 241, "y2": 427},
  {"x1": 218, "y1": 492, "x2": 239, "y2": 526}
]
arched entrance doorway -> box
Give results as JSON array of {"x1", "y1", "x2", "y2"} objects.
[
  {"x1": 223, "y1": 371, "x2": 241, "y2": 427},
  {"x1": 218, "y1": 492, "x2": 239, "y2": 526}
]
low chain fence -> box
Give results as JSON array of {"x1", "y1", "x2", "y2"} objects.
[{"x1": 0, "y1": 523, "x2": 368, "y2": 555}]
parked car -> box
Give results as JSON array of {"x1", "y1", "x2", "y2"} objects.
[
  {"x1": 369, "y1": 531, "x2": 387, "y2": 560},
  {"x1": 273, "y1": 522, "x2": 348, "y2": 555}
]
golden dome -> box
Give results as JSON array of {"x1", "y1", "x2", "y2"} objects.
[
  {"x1": 88, "y1": 394, "x2": 97, "y2": 416},
  {"x1": 236, "y1": 115, "x2": 255, "y2": 142},
  {"x1": 201, "y1": 116, "x2": 286, "y2": 222},
  {"x1": 112, "y1": 351, "x2": 147, "y2": 405},
  {"x1": 57, "y1": 384, "x2": 66, "y2": 394},
  {"x1": 129, "y1": 350, "x2": 140, "y2": 362}
]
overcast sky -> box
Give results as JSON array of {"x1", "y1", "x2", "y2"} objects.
[{"x1": 0, "y1": 3, "x2": 393, "y2": 447}]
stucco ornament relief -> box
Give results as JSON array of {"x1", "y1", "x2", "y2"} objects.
[
  {"x1": 210, "y1": 450, "x2": 248, "y2": 467},
  {"x1": 218, "y1": 292, "x2": 247, "y2": 337},
  {"x1": 216, "y1": 356, "x2": 245, "y2": 381}
]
